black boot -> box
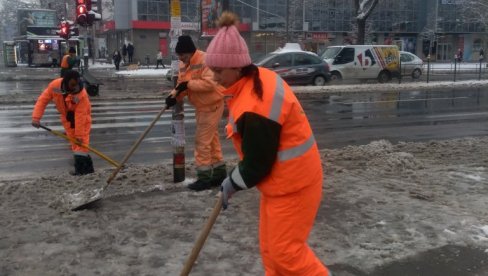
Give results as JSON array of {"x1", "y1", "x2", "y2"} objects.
[
  {"x1": 70, "y1": 155, "x2": 94, "y2": 176},
  {"x1": 70, "y1": 155, "x2": 85, "y2": 176},
  {"x1": 83, "y1": 155, "x2": 95, "y2": 174},
  {"x1": 187, "y1": 169, "x2": 213, "y2": 191},
  {"x1": 210, "y1": 164, "x2": 227, "y2": 187}
]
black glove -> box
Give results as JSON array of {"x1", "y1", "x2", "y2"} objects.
[
  {"x1": 175, "y1": 81, "x2": 188, "y2": 93},
  {"x1": 165, "y1": 95, "x2": 177, "y2": 108}
]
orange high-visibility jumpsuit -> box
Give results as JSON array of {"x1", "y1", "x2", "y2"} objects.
[
  {"x1": 60, "y1": 54, "x2": 71, "y2": 69},
  {"x1": 176, "y1": 50, "x2": 225, "y2": 171},
  {"x1": 32, "y1": 78, "x2": 92, "y2": 155},
  {"x1": 224, "y1": 68, "x2": 329, "y2": 275}
]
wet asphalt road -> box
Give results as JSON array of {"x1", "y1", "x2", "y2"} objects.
[{"x1": 1, "y1": 79, "x2": 488, "y2": 181}]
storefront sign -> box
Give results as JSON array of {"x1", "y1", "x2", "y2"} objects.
[
  {"x1": 307, "y1": 33, "x2": 328, "y2": 40},
  {"x1": 26, "y1": 26, "x2": 58, "y2": 37}
]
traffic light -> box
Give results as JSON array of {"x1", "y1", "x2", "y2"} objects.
[
  {"x1": 56, "y1": 21, "x2": 70, "y2": 40},
  {"x1": 86, "y1": 0, "x2": 102, "y2": 26},
  {"x1": 76, "y1": 0, "x2": 88, "y2": 26},
  {"x1": 69, "y1": 23, "x2": 79, "y2": 37}
]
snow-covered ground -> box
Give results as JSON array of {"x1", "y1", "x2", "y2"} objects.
[{"x1": 1, "y1": 138, "x2": 488, "y2": 275}]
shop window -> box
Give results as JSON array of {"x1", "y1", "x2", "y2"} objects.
[{"x1": 473, "y1": 39, "x2": 483, "y2": 52}]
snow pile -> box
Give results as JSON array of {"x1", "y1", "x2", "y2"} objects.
[{"x1": 2, "y1": 137, "x2": 488, "y2": 274}]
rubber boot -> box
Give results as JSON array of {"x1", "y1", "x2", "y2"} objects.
[
  {"x1": 70, "y1": 155, "x2": 85, "y2": 176},
  {"x1": 210, "y1": 164, "x2": 227, "y2": 187},
  {"x1": 187, "y1": 169, "x2": 213, "y2": 191},
  {"x1": 83, "y1": 155, "x2": 95, "y2": 174}
]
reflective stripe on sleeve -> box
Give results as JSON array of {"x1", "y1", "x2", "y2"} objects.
[
  {"x1": 53, "y1": 88, "x2": 64, "y2": 94},
  {"x1": 277, "y1": 134, "x2": 316, "y2": 162},
  {"x1": 268, "y1": 76, "x2": 285, "y2": 122},
  {"x1": 190, "y1": 64, "x2": 203, "y2": 70}
]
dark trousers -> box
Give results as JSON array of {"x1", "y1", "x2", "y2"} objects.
[{"x1": 156, "y1": 59, "x2": 165, "y2": 69}]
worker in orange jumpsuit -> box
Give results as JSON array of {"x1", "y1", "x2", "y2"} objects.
[
  {"x1": 60, "y1": 47, "x2": 77, "y2": 77},
  {"x1": 205, "y1": 12, "x2": 331, "y2": 275},
  {"x1": 166, "y1": 35, "x2": 227, "y2": 191},
  {"x1": 32, "y1": 70, "x2": 94, "y2": 176}
]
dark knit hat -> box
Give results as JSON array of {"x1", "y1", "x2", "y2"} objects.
[
  {"x1": 69, "y1": 47, "x2": 76, "y2": 54},
  {"x1": 175, "y1": 36, "x2": 196, "y2": 54}
]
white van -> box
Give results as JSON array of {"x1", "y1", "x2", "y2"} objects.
[{"x1": 321, "y1": 45, "x2": 400, "y2": 83}]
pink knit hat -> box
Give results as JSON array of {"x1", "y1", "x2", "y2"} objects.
[{"x1": 205, "y1": 12, "x2": 251, "y2": 68}]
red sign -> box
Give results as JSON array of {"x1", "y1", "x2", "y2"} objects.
[
  {"x1": 159, "y1": 38, "x2": 168, "y2": 56},
  {"x1": 311, "y1": 33, "x2": 328, "y2": 40}
]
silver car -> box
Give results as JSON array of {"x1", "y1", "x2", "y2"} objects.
[{"x1": 400, "y1": 51, "x2": 423, "y2": 79}]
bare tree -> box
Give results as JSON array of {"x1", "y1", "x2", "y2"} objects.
[
  {"x1": 0, "y1": 0, "x2": 40, "y2": 40},
  {"x1": 101, "y1": 0, "x2": 114, "y2": 21},
  {"x1": 459, "y1": 0, "x2": 488, "y2": 31},
  {"x1": 353, "y1": 0, "x2": 379, "y2": 44},
  {"x1": 38, "y1": 0, "x2": 67, "y2": 20}
]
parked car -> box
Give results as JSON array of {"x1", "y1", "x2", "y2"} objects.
[
  {"x1": 400, "y1": 51, "x2": 423, "y2": 79},
  {"x1": 254, "y1": 43, "x2": 330, "y2": 86},
  {"x1": 321, "y1": 45, "x2": 400, "y2": 83}
]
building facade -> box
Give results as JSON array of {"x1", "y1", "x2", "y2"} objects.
[{"x1": 103, "y1": 0, "x2": 487, "y2": 64}]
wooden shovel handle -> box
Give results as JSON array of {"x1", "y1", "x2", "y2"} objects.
[
  {"x1": 180, "y1": 195, "x2": 223, "y2": 276},
  {"x1": 105, "y1": 106, "x2": 168, "y2": 187},
  {"x1": 39, "y1": 124, "x2": 120, "y2": 167}
]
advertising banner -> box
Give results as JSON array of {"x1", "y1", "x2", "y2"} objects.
[
  {"x1": 18, "y1": 9, "x2": 57, "y2": 36},
  {"x1": 201, "y1": 0, "x2": 223, "y2": 36}
]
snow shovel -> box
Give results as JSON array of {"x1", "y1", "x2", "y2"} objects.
[
  {"x1": 39, "y1": 124, "x2": 120, "y2": 168},
  {"x1": 71, "y1": 106, "x2": 169, "y2": 211},
  {"x1": 180, "y1": 194, "x2": 223, "y2": 276}
]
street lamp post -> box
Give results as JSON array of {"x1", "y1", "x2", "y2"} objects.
[{"x1": 285, "y1": 0, "x2": 289, "y2": 41}]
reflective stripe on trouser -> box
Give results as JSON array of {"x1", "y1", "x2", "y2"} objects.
[
  {"x1": 65, "y1": 127, "x2": 90, "y2": 154},
  {"x1": 194, "y1": 104, "x2": 224, "y2": 168},
  {"x1": 259, "y1": 182, "x2": 329, "y2": 276}
]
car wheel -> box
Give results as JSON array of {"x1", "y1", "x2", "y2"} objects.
[
  {"x1": 330, "y1": 72, "x2": 342, "y2": 82},
  {"x1": 412, "y1": 68, "x2": 422, "y2": 79},
  {"x1": 377, "y1": 71, "x2": 391, "y2": 83},
  {"x1": 313, "y1": 75, "x2": 327, "y2": 86}
]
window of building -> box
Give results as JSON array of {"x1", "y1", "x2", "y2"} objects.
[{"x1": 137, "y1": 0, "x2": 169, "y2": 22}]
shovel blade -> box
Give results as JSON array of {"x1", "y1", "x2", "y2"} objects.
[{"x1": 71, "y1": 198, "x2": 103, "y2": 211}]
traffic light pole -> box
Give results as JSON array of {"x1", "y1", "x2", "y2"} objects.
[{"x1": 83, "y1": 26, "x2": 89, "y2": 70}]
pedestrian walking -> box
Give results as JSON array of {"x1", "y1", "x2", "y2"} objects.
[
  {"x1": 122, "y1": 44, "x2": 127, "y2": 63},
  {"x1": 127, "y1": 43, "x2": 135, "y2": 63},
  {"x1": 112, "y1": 50, "x2": 122, "y2": 70},
  {"x1": 31, "y1": 70, "x2": 94, "y2": 176},
  {"x1": 480, "y1": 47, "x2": 484, "y2": 59},
  {"x1": 205, "y1": 12, "x2": 331, "y2": 275},
  {"x1": 156, "y1": 50, "x2": 165, "y2": 69},
  {"x1": 456, "y1": 48, "x2": 463, "y2": 62},
  {"x1": 165, "y1": 35, "x2": 227, "y2": 191},
  {"x1": 60, "y1": 47, "x2": 77, "y2": 77}
]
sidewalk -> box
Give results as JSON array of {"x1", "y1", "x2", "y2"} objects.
[{"x1": 0, "y1": 62, "x2": 170, "y2": 81}]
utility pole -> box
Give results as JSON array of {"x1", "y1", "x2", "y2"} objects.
[
  {"x1": 170, "y1": 0, "x2": 185, "y2": 183},
  {"x1": 285, "y1": 0, "x2": 290, "y2": 41},
  {"x1": 429, "y1": 0, "x2": 439, "y2": 59}
]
